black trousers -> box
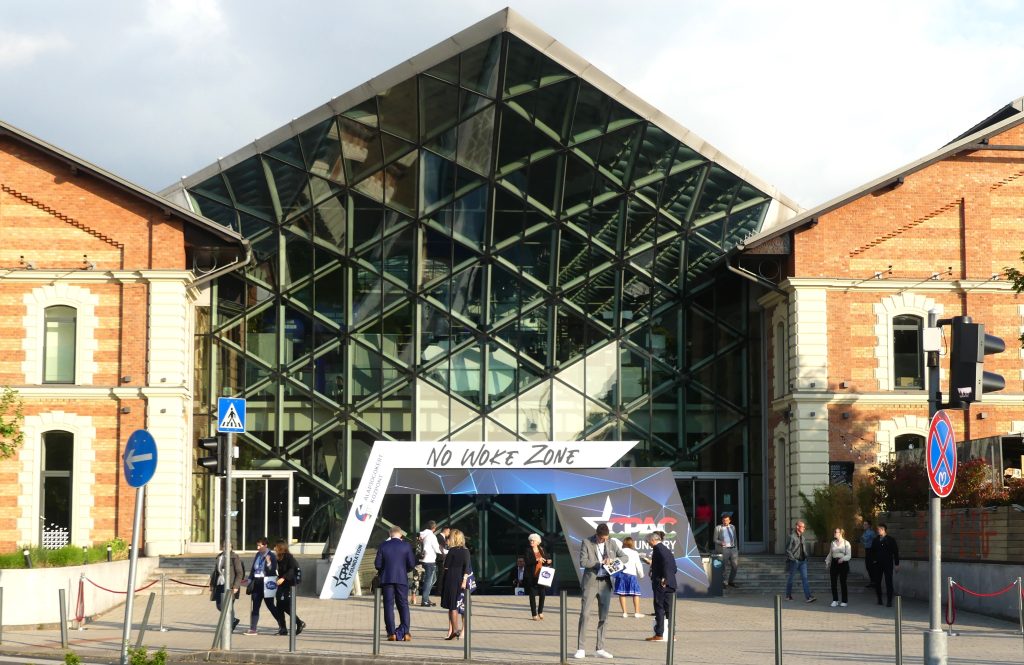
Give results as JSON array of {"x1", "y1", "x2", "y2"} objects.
[
  {"x1": 250, "y1": 584, "x2": 285, "y2": 631},
  {"x1": 275, "y1": 586, "x2": 302, "y2": 626},
  {"x1": 652, "y1": 584, "x2": 673, "y2": 637},
  {"x1": 525, "y1": 581, "x2": 546, "y2": 616},
  {"x1": 876, "y1": 563, "x2": 894, "y2": 604},
  {"x1": 829, "y1": 560, "x2": 849, "y2": 603}
]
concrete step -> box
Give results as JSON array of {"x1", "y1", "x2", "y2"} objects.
[
  {"x1": 145, "y1": 569, "x2": 210, "y2": 596},
  {"x1": 721, "y1": 555, "x2": 874, "y2": 594}
]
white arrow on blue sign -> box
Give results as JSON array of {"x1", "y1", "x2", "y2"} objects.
[
  {"x1": 123, "y1": 430, "x2": 158, "y2": 488},
  {"x1": 217, "y1": 397, "x2": 246, "y2": 433}
]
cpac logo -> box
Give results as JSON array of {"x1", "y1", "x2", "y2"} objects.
[
  {"x1": 581, "y1": 497, "x2": 678, "y2": 535},
  {"x1": 332, "y1": 544, "x2": 364, "y2": 588},
  {"x1": 355, "y1": 505, "x2": 371, "y2": 521}
]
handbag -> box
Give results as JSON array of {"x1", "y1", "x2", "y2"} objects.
[
  {"x1": 537, "y1": 566, "x2": 555, "y2": 587},
  {"x1": 263, "y1": 577, "x2": 278, "y2": 595},
  {"x1": 466, "y1": 571, "x2": 477, "y2": 593},
  {"x1": 245, "y1": 579, "x2": 254, "y2": 595}
]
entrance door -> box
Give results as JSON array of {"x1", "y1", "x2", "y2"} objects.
[
  {"x1": 674, "y1": 474, "x2": 742, "y2": 553},
  {"x1": 229, "y1": 472, "x2": 293, "y2": 549}
]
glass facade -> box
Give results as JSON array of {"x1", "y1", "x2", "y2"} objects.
[{"x1": 186, "y1": 32, "x2": 775, "y2": 576}]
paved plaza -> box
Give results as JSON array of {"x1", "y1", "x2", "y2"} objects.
[{"x1": 0, "y1": 589, "x2": 1020, "y2": 664}]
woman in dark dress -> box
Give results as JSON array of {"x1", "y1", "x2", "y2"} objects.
[
  {"x1": 440, "y1": 528, "x2": 471, "y2": 640},
  {"x1": 523, "y1": 533, "x2": 552, "y2": 620}
]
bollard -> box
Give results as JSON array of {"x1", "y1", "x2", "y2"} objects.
[
  {"x1": 463, "y1": 590, "x2": 471, "y2": 661},
  {"x1": 82, "y1": 545, "x2": 88, "y2": 565},
  {"x1": 559, "y1": 589, "x2": 568, "y2": 665},
  {"x1": 894, "y1": 595, "x2": 902, "y2": 665},
  {"x1": 372, "y1": 586, "x2": 381, "y2": 655},
  {"x1": 59, "y1": 588, "x2": 69, "y2": 649},
  {"x1": 946, "y1": 577, "x2": 956, "y2": 637},
  {"x1": 106, "y1": 545, "x2": 113, "y2": 562},
  {"x1": 134, "y1": 592, "x2": 155, "y2": 648},
  {"x1": 22, "y1": 550, "x2": 31, "y2": 569},
  {"x1": 288, "y1": 589, "x2": 296, "y2": 653},
  {"x1": 773, "y1": 594, "x2": 782, "y2": 665},
  {"x1": 159, "y1": 574, "x2": 167, "y2": 632},
  {"x1": 666, "y1": 592, "x2": 677, "y2": 665},
  {"x1": 1017, "y1": 577, "x2": 1023, "y2": 638}
]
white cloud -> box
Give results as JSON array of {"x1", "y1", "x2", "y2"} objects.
[{"x1": 0, "y1": 32, "x2": 70, "y2": 68}]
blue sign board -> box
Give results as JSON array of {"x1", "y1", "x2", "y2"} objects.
[
  {"x1": 123, "y1": 430, "x2": 158, "y2": 488},
  {"x1": 926, "y1": 410, "x2": 957, "y2": 497},
  {"x1": 217, "y1": 397, "x2": 246, "y2": 433}
]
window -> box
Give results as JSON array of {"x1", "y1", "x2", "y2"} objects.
[
  {"x1": 895, "y1": 433, "x2": 925, "y2": 452},
  {"x1": 892, "y1": 315, "x2": 923, "y2": 389},
  {"x1": 43, "y1": 306, "x2": 76, "y2": 383},
  {"x1": 41, "y1": 431, "x2": 73, "y2": 548},
  {"x1": 774, "y1": 321, "x2": 786, "y2": 397}
]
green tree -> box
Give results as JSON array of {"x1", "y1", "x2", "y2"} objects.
[
  {"x1": 0, "y1": 387, "x2": 24, "y2": 459},
  {"x1": 1005, "y1": 256, "x2": 1024, "y2": 344}
]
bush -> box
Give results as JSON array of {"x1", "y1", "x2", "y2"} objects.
[
  {"x1": 800, "y1": 483, "x2": 860, "y2": 544},
  {"x1": 870, "y1": 460, "x2": 929, "y2": 511},
  {"x1": 127, "y1": 647, "x2": 167, "y2": 665},
  {"x1": 946, "y1": 458, "x2": 1004, "y2": 508},
  {"x1": 0, "y1": 539, "x2": 130, "y2": 569}
]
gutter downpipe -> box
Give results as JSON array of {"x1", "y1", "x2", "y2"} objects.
[{"x1": 191, "y1": 241, "x2": 252, "y2": 288}]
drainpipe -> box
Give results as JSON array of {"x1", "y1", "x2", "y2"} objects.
[{"x1": 191, "y1": 241, "x2": 252, "y2": 288}]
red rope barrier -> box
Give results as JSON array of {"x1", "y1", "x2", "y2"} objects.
[
  {"x1": 74, "y1": 578, "x2": 85, "y2": 623},
  {"x1": 167, "y1": 577, "x2": 210, "y2": 588},
  {"x1": 952, "y1": 581, "x2": 1018, "y2": 598},
  {"x1": 84, "y1": 577, "x2": 159, "y2": 594}
]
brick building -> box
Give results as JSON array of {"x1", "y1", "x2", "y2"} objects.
[
  {"x1": 0, "y1": 121, "x2": 246, "y2": 554},
  {"x1": 741, "y1": 102, "x2": 1024, "y2": 551}
]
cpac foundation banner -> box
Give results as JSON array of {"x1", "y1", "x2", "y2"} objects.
[{"x1": 319, "y1": 441, "x2": 707, "y2": 599}]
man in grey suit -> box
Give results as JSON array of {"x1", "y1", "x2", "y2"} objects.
[{"x1": 575, "y1": 524, "x2": 627, "y2": 659}]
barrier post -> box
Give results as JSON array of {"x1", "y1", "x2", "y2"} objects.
[
  {"x1": 666, "y1": 592, "x2": 677, "y2": 665},
  {"x1": 59, "y1": 588, "x2": 69, "y2": 649},
  {"x1": 1017, "y1": 577, "x2": 1023, "y2": 645},
  {"x1": 559, "y1": 589, "x2": 568, "y2": 665},
  {"x1": 158, "y1": 574, "x2": 166, "y2": 632},
  {"x1": 774, "y1": 594, "x2": 782, "y2": 665},
  {"x1": 22, "y1": 549, "x2": 31, "y2": 569},
  {"x1": 946, "y1": 578, "x2": 955, "y2": 637},
  {"x1": 0, "y1": 585, "x2": 4, "y2": 644},
  {"x1": 463, "y1": 590, "x2": 471, "y2": 661},
  {"x1": 895, "y1": 595, "x2": 903, "y2": 665},
  {"x1": 106, "y1": 545, "x2": 112, "y2": 562},
  {"x1": 75, "y1": 573, "x2": 85, "y2": 630},
  {"x1": 371, "y1": 586, "x2": 381, "y2": 655},
  {"x1": 288, "y1": 590, "x2": 296, "y2": 653},
  {"x1": 134, "y1": 592, "x2": 155, "y2": 648}
]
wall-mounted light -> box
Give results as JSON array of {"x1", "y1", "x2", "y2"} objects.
[
  {"x1": 842, "y1": 412, "x2": 851, "y2": 420},
  {"x1": 977, "y1": 412, "x2": 987, "y2": 420},
  {"x1": 839, "y1": 381, "x2": 849, "y2": 389},
  {"x1": 120, "y1": 406, "x2": 131, "y2": 414},
  {"x1": 121, "y1": 376, "x2": 132, "y2": 383}
]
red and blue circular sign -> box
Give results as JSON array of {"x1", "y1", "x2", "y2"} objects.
[{"x1": 926, "y1": 411, "x2": 957, "y2": 498}]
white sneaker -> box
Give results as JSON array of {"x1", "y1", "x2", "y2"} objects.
[
  {"x1": 595, "y1": 650, "x2": 614, "y2": 659},
  {"x1": 830, "y1": 601, "x2": 838, "y2": 607},
  {"x1": 574, "y1": 650, "x2": 586, "y2": 659},
  {"x1": 840, "y1": 602, "x2": 848, "y2": 607},
  {"x1": 621, "y1": 612, "x2": 628, "y2": 618},
  {"x1": 633, "y1": 612, "x2": 645, "y2": 618}
]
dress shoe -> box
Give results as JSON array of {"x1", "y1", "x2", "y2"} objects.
[
  {"x1": 645, "y1": 635, "x2": 665, "y2": 641},
  {"x1": 387, "y1": 634, "x2": 397, "y2": 641},
  {"x1": 403, "y1": 634, "x2": 412, "y2": 641},
  {"x1": 296, "y1": 620, "x2": 306, "y2": 635},
  {"x1": 231, "y1": 618, "x2": 240, "y2": 631},
  {"x1": 277, "y1": 627, "x2": 288, "y2": 635}
]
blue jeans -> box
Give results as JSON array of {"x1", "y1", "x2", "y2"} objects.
[
  {"x1": 786, "y1": 559, "x2": 811, "y2": 599},
  {"x1": 420, "y1": 562, "x2": 436, "y2": 601}
]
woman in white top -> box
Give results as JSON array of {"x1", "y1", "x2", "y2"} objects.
[
  {"x1": 825, "y1": 527, "x2": 853, "y2": 607},
  {"x1": 614, "y1": 537, "x2": 645, "y2": 618}
]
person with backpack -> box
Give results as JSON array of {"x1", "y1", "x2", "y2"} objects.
[{"x1": 273, "y1": 540, "x2": 306, "y2": 635}]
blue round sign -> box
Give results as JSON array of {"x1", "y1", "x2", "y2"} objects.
[{"x1": 123, "y1": 430, "x2": 158, "y2": 488}]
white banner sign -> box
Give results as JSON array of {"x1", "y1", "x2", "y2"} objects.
[{"x1": 319, "y1": 440, "x2": 636, "y2": 599}]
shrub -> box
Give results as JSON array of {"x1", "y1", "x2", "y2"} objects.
[
  {"x1": 871, "y1": 460, "x2": 929, "y2": 511},
  {"x1": 946, "y1": 458, "x2": 1003, "y2": 508},
  {"x1": 855, "y1": 479, "x2": 878, "y2": 523},
  {"x1": 800, "y1": 483, "x2": 860, "y2": 544}
]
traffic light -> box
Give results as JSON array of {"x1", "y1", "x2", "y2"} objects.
[
  {"x1": 197, "y1": 435, "x2": 224, "y2": 476},
  {"x1": 948, "y1": 316, "x2": 1005, "y2": 407}
]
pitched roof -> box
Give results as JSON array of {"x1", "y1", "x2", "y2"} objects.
[
  {"x1": 0, "y1": 118, "x2": 247, "y2": 251},
  {"x1": 160, "y1": 7, "x2": 801, "y2": 223},
  {"x1": 740, "y1": 104, "x2": 1024, "y2": 251}
]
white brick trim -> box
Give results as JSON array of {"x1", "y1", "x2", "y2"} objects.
[
  {"x1": 873, "y1": 292, "x2": 942, "y2": 391},
  {"x1": 875, "y1": 414, "x2": 930, "y2": 463},
  {"x1": 19, "y1": 412, "x2": 97, "y2": 546},
  {"x1": 791, "y1": 286, "x2": 827, "y2": 390},
  {"x1": 771, "y1": 304, "x2": 788, "y2": 399},
  {"x1": 21, "y1": 284, "x2": 100, "y2": 385}
]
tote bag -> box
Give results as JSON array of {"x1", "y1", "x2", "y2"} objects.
[
  {"x1": 537, "y1": 566, "x2": 555, "y2": 587},
  {"x1": 263, "y1": 576, "x2": 278, "y2": 595}
]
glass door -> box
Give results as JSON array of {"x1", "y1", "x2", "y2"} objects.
[
  {"x1": 229, "y1": 472, "x2": 293, "y2": 549},
  {"x1": 675, "y1": 474, "x2": 742, "y2": 553}
]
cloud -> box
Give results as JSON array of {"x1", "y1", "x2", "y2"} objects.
[{"x1": 0, "y1": 31, "x2": 70, "y2": 68}]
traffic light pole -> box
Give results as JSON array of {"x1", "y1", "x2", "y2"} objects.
[
  {"x1": 217, "y1": 433, "x2": 234, "y2": 651},
  {"x1": 925, "y1": 309, "x2": 947, "y2": 665}
]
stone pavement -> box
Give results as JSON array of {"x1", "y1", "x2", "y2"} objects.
[{"x1": 0, "y1": 590, "x2": 1021, "y2": 664}]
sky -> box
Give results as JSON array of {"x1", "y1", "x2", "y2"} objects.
[{"x1": 3, "y1": 0, "x2": 1024, "y2": 209}]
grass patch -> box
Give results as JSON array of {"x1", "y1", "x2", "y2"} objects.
[{"x1": 0, "y1": 538, "x2": 129, "y2": 569}]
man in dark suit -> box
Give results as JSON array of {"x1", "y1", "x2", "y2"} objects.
[
  {"x1": 874, "y1": 523, "x2": 900, "y2": 607},
  {"x1": 645, "y1": 530, "x2": 677, "y2": 642},
  {"x1": 375, "y1": 525, "x2": 416, "y2": 641}
]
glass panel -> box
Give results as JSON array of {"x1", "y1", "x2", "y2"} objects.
[
  {"x1": 223, "y1": 157, "x2": 275, "y2": 221},
  {"x1": 340, "y1": 117, "x2": 384, "y2": 184},
  {"x1": 449, "y1": 344, "x2": 483, "y2": 406},
  {"x1": 893, "y1": 315, "x2": 924, "y2": 389},
  {"x1": 585, "y1": 343, "x2": 619, "y2": 405},
  {"x1": 487, "y1": 344, "x2": 518, "y2": 403},
  {"x1": 518, "y1": 380, "x2": 550, "y2": 441},
  {"x1": 313, "y1": 346, "x2": 343, "y2": 402},
  {"x1": 44, "y1": 306, "x2": 76, "y2": 383},
  {"x1": 457, "y1": 106, "x2": 495, "y2": 176},
  {"x1": 267, "y1": 478, "x2": 290, "y2": 542},
  {"x1": 461, "y1": 36, "x2": 501, "y2": 98},
  {"x1": 299, "y1": 118, "x2": 346, "y2": 184},
  {"x1": 384, "y1": 150, "x2": 419, "y2": 216},
  {"x1": 378, "y1": 77, "x2": 418, "y2": 141},
  {"x1": 242, "y1": 479, "x2": 266, "y2": 548},
  {"x1": 552, "y1": 380, "x2": 585, "y2": 440},
  {"x1": 42, "y1": 476, "x2": 72, "y2": 543},
  {"x1": 43, "y1": 431, "x2": 73, "y2": 471},
  {"x1": 486, "y1": 418, "x2": 517, "y2": 441},
  {"x1": 421, "y1": 150, "x2": 456, "y2": 214},
  {"x1": 417, "y1": 379, "x2": 450, "y2": 440},
  {"x1": 265, "y1": 158, "x2": 311, "y2": 222},
  {"x1": 419, "y1": 75, "x2": 460, "y2": 141}
]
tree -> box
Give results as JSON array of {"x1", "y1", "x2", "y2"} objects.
[
  {"x1": 1005, "y1": 255, "x2": 1024, "y2": 344},
  {"x1": 0, "y1": 387, "x2": 25, "y2": 459}
]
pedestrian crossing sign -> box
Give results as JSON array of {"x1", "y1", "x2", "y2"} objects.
[{"x1": 217, "y1": 397, "x2": 246, "y2": 433}]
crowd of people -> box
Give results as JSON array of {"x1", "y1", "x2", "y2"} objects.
[{"x1": 208, "y1": 515, "x2": 901, "y2": 652}]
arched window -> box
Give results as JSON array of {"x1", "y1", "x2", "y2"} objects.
[
  {"x1": 41, "y1": 430, "x2": 73, "y2": 548},
  {"x1": 43, "y1": 306, "x2": 76, "y2": 383},
  {"x1": 892, "y1": 315, "x2": 923, "y2": 389},
  {"x1": 895, "y1": 433, "x2": 925, "y2": 452},
  {"x1": 774, "y1": 321, "x2": 786, "y2": 397}
]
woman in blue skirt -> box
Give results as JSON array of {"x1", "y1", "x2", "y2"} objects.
[{"x1": 615, "y1": 536, "x2": 645, "y2": 617}]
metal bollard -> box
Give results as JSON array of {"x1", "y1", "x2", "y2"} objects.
[
  {"x1": 159, "y1": 574, "x2": 166, "y2": 632},
  {"x1": 894, "y1": 595, "x2": 902, "y2": 665},
  {"x1": 59, "y1": 588, "x2": 68, "y2": 649},
  {"x1": 22, "y1": 550, "x2": 31, "y2": 569},
  {"x1": 372, "y1": 587, "x2": 381, "y2": 655},
  {"x1": 134, "y1": 592, "x2": 156, "y2": 648},
  {"x1": 773, "y1": 594, "x2": 782, "y2": 665},
  {"x1": 946, "y1": 577, "x2": 957, "y2": 637},
  {"x1": 106, "y1": 545, "x2": 113, "y2": 562},
  {"x1": 666, "y1": 592, "x2": 677, "y2": 665},
  {"x1": 1017, "y1": 577, "x2": 1023, "y2": 638},
  {"x1": 288, "y1": 590, "x2": 296, "y2": 653},
  {"x1": 463, "y1": 591, "x2": 471, "y2": 661},
  {"x1": 560, "y1": 589, "x2": 568, "y2": 665},
  {"x1": 82, "y1": 546, "x2": 88, "y2": 565}
]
